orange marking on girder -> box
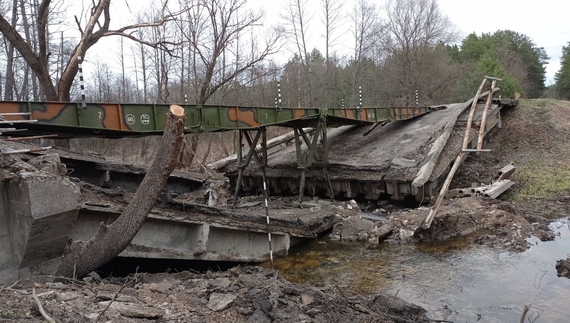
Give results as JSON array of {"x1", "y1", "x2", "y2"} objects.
[
  {"x1": 228, "y1": 107, "x2": 260, "y2": 127},
  {"x1": 360, "y1": 109, "x2": 367, "y2": 121},
  {"x1": 338, "y1": 109, "x2": 353, "y2": 119},
  {"x1": 100, "y1": 104, "x2": 122, "y2": 130},
  {"x1": 294, "y1": 108, "x2": 307, "y2": 119},
  {"x1": 0, "y1": 102, "x2": 26, "y2": 120},
  {"x1": 30, "y1": 103, "x2": 68, "y2": 120}
]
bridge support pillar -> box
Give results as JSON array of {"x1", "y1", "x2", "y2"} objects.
[
  {"x1": 293, "y1": 115, "x2": 334, "y2": 202},
  {"x1": 233, "y1": 127, "x2": 268, "y2": 205}
]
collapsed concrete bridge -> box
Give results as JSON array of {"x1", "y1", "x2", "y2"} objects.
[
  {"x1": 0, "y1": 90, "x2": 517, "y2": 284},
  {"x1": 216, "y1": 96, "x2": 517, "y2": 202}
]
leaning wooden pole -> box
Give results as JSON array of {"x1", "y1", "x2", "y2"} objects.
[
  {"x1": 56, "y1": 105, "x2": 186, "y2": 278},
  {"x1": 423, "y1": 78, "x2": 487, "y2": 229},
  {"x1": 476, "y1": 80, "x2": 497, "y2": 155}
]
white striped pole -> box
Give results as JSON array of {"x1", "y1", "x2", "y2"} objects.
[
  {"x1": 415, "y1": 89, "x2": 419, "y2": 107},
  {"x1": 184, "y1": 94, "x2": 188, "y2": 104},
  {"x1": 358, "y1": 86, "x2": 362, "y2": 109},
  {"x1": 262, "y1": 168, "x2": 273, "y2": 267},
  {"x1": 261, "y1": 128, "x2": 273, "y2": 267},
  {"x1": 277, "y1": 81, "x2": 282, "y2": 111},
  {"x1": 78, "y1": 56, "x2": 86, "y2": 109}
]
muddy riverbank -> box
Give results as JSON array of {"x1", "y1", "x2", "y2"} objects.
[{"x1": 271, "y1": 217, "x2": 570, "y2": 322}]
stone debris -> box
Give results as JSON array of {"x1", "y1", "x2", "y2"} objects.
[
  {"x1": 556, "y1": 258, "x2": 570, "y2": 278},
  {"x1": 207, "y1": 292, "x2": 237, "y2": 311},
  {"x1": 0, "y1": 266, "x2": 432, "y2": 323}
]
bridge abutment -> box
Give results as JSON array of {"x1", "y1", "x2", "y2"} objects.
[{"x1": 0, "y1": 173, "x2": 80, "y2": 284}]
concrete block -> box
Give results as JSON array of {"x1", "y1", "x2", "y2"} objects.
[
  {"x1": 204, "y1": 227, "x2": 290, "y2": 262},
  {"x1": 0, "y1": 173, "x2": 79, "y2": 284}
]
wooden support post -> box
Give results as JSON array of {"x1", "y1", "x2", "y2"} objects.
[
  {"x1": 423, "y1": 78, "x2": 488, "y2": 229},
  {"x1": 462, "y1": 78, "x2": 487, "y2": 149},
  {"x1": 233, "y1": 129, "x2": 263, "y2": 205},
  {"x1": 233, "y1": 130, "x2": 244, "y2": 205},
  {"x1": 299, "y1": 169, "x2": 306, "y2": 202},
  {"x1": 476, "y1": 80, "x2": 497, "y2": 155}
]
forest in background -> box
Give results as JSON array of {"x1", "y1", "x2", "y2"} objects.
[
  {"x1": 0, "y1": 0, "x2": 560, "y2": 106},
  {"x1": 0, "y1": 0, "x2": 567, "y2": 169}
]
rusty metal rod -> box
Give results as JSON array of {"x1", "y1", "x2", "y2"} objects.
[
  {"x1": 2, "y1": 146, "x2": 52, "y2": 155},
  {"x1": 0, "y1": 120, "x2": 37, "y2": 124},
  {"x1": 4, "y1": 134, "x2": 59, "y2": 141}
]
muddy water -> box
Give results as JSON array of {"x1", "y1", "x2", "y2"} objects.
[{"x1": 267, "y1": 218, "x2": 570, "y2": 322}]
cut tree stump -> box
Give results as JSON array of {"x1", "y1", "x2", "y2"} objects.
[{"x1": 56, "y1": 105, "x2": 186, "y2": 278}]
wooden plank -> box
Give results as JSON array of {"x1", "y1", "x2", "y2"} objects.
[{"x1": 423, "y1": 78, "x2": 488, "y2": 229}]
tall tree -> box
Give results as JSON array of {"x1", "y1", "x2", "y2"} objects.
[
  {"x1": 175, "y1": 0, "x2": 283, "y2": 168},
  {"x1": 320, "y1": 0, "x2": 343, "y2": 64},
  {"x1": 0, "y1": 0, "x2": 177, "y2": 101},
  {"x1": 555, "y1": 42, "x2": 570, "y2": 100},
  {"x1": 375, "y1": 0, "x2": 458, "y2": 105},
  {"x1": 349, "y1": 0, "x2": 377, "y2": 104},
  {"x1": 281, "y1": 0, "x2": 313, "y2": 106},
  {"x1": 453, "y1": 30, "x2": 548, "y2": 98}
]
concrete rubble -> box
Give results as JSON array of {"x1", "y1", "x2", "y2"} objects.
[{"x1": 0, "y1": 266, "x2": 433, "y2": 323}]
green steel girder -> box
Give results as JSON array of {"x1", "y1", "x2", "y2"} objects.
[{"x1": 0, "y1": 101, "x2": 439, "y2": 137}]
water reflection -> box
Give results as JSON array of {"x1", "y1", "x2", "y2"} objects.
[{"x1": 266, "y1": 218, "x2": 570, "y2": 322}]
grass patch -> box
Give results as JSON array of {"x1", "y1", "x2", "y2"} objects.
[
  {"x1": 524, "y1": 98, "x2": 555, "y2": 108},
  {"x1": 512, "y1": 166, "x2": 570, "y2": 198}
]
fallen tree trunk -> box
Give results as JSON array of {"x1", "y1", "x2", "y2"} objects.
[{"x1": 56, "y1": 105, "x2": 186, "y2": 278}]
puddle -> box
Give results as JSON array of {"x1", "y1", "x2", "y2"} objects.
[{"x1": 267, "y1": 218, "x2": 570, "y2": 322}]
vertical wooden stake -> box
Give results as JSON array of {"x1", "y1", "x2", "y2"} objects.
[{"x1": 476, "y1": 80, "x2": 497, "y2": 155}]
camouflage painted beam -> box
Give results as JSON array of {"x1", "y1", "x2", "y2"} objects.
[{"x1": 0, "y1": 101, "x2": 439, "y2": 137}]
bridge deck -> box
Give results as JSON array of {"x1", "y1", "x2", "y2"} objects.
[{"x1": 223, "y1": 98, "x2": 517, "y2": 201}]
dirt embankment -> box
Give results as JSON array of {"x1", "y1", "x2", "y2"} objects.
[{"x1": 454, "y1": 99, "x2": 570, "y2": 217}]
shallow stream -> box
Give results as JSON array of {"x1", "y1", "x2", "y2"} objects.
[{"x1": 267, "y1": 218, "x2": 570, "y2": 322}]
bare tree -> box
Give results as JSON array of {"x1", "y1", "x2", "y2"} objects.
[
  {"x1": 320, "y1": 0, "x2": 343, "y2": 107},
  {"x1": 3, "y1": 0, "x2": 18, "y2": 100},
  {"x1": 175, "y1": 0, "x2": 283, "y2": 168},
  {"x1": 375, "y1": 0, "x2": 458, "y2": 104},
  {"x1": 0, "y1": 0, "x2": 179, "y2": 101},
  {"x1": 281, "y1": 0, "x2": 313, "y2": 106},
  {"x1": 320, "y1": 0, "x2": 343, "y2": 64},
  {"x1": 350, "y1": 0, "x2": 377, "y2": 103}
]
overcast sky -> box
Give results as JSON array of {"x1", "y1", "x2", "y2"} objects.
[
  {"x1": 243, "y1": 0, "x2": 570, "y2": 85},
  {"x1": 85, "y1": 0, "x2": 570, "y2": 86}
]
